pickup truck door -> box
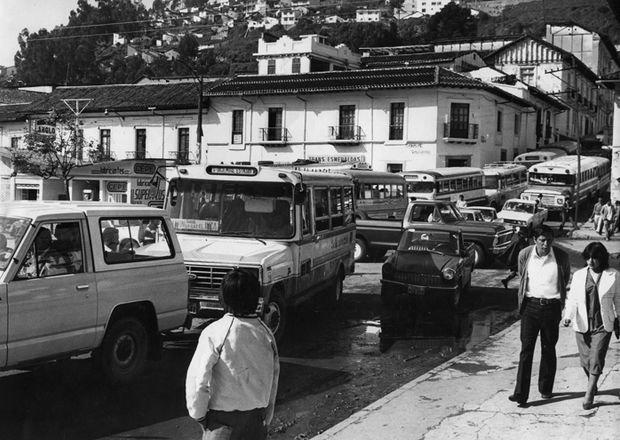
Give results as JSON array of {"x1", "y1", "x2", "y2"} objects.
[{"x1": 6, "y1": 220, "x2": 98, "y2": 367}]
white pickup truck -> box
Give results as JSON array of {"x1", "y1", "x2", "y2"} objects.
[{"x1": 497, "y1": 198, "x2": 548, "y2": 229}]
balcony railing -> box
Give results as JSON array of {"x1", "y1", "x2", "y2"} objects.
[
  {"x1": 259, "y1": 127, "x2": 289, "y2": 145},
  {"x1": 168, "y1": 150, "x2": 193, "y2": 163},
  {"x1": 126, "y1": 151, "x2": 147, "y2": 159},
  {"x1": 443, "y1": 122, "x2": 479, "y2": 143},
  {"x1": 328, "y1": 125, "x2": 362, "y2": 144}
]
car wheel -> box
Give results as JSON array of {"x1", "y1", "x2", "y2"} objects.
[
  {"x1": 472, "y1": 243, "x2": 485, "y2": 267},
  {"x1": 99, "y1": 317, "x2": 149, "y2": 384},
  {"x1": 354, "y1": 237, "x2": 367, "y2": 262},
  {"x1": 263, "y1": 289, "x2": 286, "y2": 342}
]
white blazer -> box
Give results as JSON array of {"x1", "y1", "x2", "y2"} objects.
[{"x1": 564, "y1": 267, "x2": 620, "y2": 333}]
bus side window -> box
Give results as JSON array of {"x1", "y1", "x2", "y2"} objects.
[
  {"x1": 302, "y1": 195, "x2": 311, "y2": 235},
  {"x1": 314, "y1": 188, "x2": 330, "y2": 232}
]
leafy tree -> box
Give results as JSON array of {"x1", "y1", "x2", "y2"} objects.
[
  {"x1": 423, "y1": 3, "x2": 478, "y2": 43},
  {"x1": 10, "y1": 113, "x2": 94, "y2": 199},
  {"x1": 178, "y1": 33, "x2": 199, "y2": 59},
  {"x1": 327, "y1": 22, "x2": 399, "y2": 51}
]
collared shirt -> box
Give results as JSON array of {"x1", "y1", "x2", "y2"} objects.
[
  {"x1": 186, "y1": 313, "x2": 280, "y2": 424},
  {"x1": 526, "y1": 247, "x2": 560, "y2": 299},
  {"x1": 601, "y1": 204, "x2": 615, "y2": 221}
]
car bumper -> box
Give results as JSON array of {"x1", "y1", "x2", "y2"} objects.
[{"x1": 381, "y1": 279, "x2": 458, "y2": 297}]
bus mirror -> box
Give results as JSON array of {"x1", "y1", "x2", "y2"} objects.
[
  {"x1": 294, "y1": 183, "x2": 307, "y2": 204},
  {"x1": 168, "y1": 181, "x2": 178, "y2": 207}
]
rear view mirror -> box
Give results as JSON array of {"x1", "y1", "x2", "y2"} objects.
[{"x1": 294, "y1": 183, "x2": 307, "y2": 204}]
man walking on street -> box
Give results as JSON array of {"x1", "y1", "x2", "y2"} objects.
[
  {"x1": 590, "y1": 196, "x2": 604, "y2": 234},
  {"x1": 509, "y1": 225, "x2": 571, "y2": 407},
  {"x1": 601, "y1": 199, "x2": 615, "y2": 240}
]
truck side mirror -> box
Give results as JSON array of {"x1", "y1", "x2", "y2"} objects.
[{"x1": 294, "y1": 183, "x2": 307, "y2": 205}]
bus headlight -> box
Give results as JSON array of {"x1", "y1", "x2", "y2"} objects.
[
  {"x1": 556, "y1": 198, "x2": 563, "y2": 205},
  {"x1": 442, "y1": 268, "x2": 456, "y2": 280}
]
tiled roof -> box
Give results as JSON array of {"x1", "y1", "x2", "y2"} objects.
[
  {"x1": 361, "y1": 51, "x2": 481, "y2": 68},
  {"x1": 205, "y1": 66, "x2": 533, "y2": 107},
  {"x1": 25, "y1": 82, "x2": 201, "y2": 114},
  {"x1": 0, "y1": 88, "x2": 47, "y2": 121}
]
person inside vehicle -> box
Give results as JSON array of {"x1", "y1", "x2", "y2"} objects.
[
  {"x1": 53, "y1": 222, "x2": 83, "y2": 273},
  {"x1": 102, "y1": 227, "x2": 120, "y2": 253}
]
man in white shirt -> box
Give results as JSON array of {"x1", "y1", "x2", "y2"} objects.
[
  {"x1": 508, "y1": 224, "x2": 571, "y2": 407},
  {"x1": 456, "y1": 194, "x2": 467, "y2": 209},
  {"x1": 186, "y1": 269, "x2": 280, "y2": 439}
]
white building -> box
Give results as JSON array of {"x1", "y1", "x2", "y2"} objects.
[
  {"x1": 415, "y1": 0, "x2": 458, "y2": 16},
  {"x1": 355, "y1": 9, "x2": 382, "y2": 23}
]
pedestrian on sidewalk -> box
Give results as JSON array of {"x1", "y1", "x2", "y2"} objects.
[
  {"x1": 508, "y1": 225, "x2": 571, "y2": 407},
  {"x1": 589, "y1": 196, "x2": 604, "y2": 234},
  {"x1": 499, "y1": 226, "x2": 530, "y2": 289},
  {"x1": 562, "y1": 242, "x2": 620, "y2": 410},
  {"x1": 559, "y1": 198, "x2": 577, "y2": 234},
  {"x1": 186, "y1": 269, "x2": 280, "y2": 440},
  {"x1": 601, "y1": 199, "x2": 615, "y2": 241}
]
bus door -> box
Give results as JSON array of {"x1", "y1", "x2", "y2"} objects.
[{"x1": 297, "y1": 188, "x2": 317, "y2": 296}]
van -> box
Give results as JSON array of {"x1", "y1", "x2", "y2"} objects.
[{"x1": 0, "y1": 202, "x2": 188, "y2": 383}]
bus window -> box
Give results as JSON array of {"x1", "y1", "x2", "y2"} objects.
[
  {"x1": 330, "y1": 188, "x2": 344, "y2": 228},
  {"x1": 344, "y1": 187, "x2": 354, "y2": 224},
  {"x1": 314, "y1": 187, "x2": 330, "y2": 232}
]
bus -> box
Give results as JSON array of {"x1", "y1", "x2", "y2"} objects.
[
  {"x1": 164, "y1": 163, "x2": 356, "y2": 341},
  {"x1": 482, "y1": 163, "x2": 528, "y2": 209},
  {"x1": 521, "y1": 155, "x2": 611, "y2": 211},
  {"x1": 402, "y1": 167, "x2": 487, "y2": 205},
  {"x1": 513, "y1": 149, "x2": 565, "y2": 167}
]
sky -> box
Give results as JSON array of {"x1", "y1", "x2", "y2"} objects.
[{"x1": 0, "y1": 0, "x2": 155, "y2": 67}]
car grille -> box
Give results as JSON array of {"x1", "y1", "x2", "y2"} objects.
[
  {"x1": 186, "y1": 265, "x2": 260, "y2": 299},
  {"x1": 496, "y1": 229, "x2": 515, "y2": 244},
  {"x1": 502, "y1": 219, "x2": 523, "y2": 226},
  {"x1": 392, "y1": 271, "x2": 448, "y2": 287}
]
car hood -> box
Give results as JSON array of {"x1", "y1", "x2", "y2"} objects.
[
  {"x1": 177, "y1": 234, "x2": 289, "y2": 265},
  {"x1": 498, "y1": 211, "x2": 532, "y2": 221},
  {"x1": 392, "y1": 251, "x2": 457, "y2": 273}
]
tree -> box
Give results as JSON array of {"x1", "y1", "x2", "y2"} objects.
[
  {"x1": 10, "y1": 113, "x2": 93, "y2": 199},
  {"x1": 423, "y1": 3, "x2": 478, "y2": 43}
]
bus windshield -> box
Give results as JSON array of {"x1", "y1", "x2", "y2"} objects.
[
  {"x1": 167, "y1": 179, "x2": 295, "y2": 238},
  {"x1": 485, "y1": 175, "x2": 499, "y2": 189},
  {"x1": 528, "y1": 173, "x2": 574, "y2": 186},
  {"x1": 407, "y1": 181, "x2": 435, "y2": 194}
]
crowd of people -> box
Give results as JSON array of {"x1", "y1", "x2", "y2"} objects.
[{"x1": 589, "y1": 196, "x2": 620, "y2": 240}]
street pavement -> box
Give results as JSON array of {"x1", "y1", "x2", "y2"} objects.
[{"x1": 312, "y1": 221, "x2": 620, "y2": 440}]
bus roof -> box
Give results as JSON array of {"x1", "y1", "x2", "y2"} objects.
[
  {"x1": 528, "y1": 155, "x2": 610, "y2": 173},
  {"x1": 401, "y1": 167, "x2": 483, "y2": 179},
  {"x1": 482, "y1": 163, "x2": 527, "y2": 175},
  {"x1": 514, "y1": 150, "x2": 564, "y2": 163},
  {"x1": 174, "y1": 164, "x2": 354, "y2": 185},
  {"x1": 342, "y1": 169, "x2": 406, "y2": 184}
]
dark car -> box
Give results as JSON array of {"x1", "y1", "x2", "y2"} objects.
[{"x1": 380, "y1": 229, "x2": 475, "y2": 308}]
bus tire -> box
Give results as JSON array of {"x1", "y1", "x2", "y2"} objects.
[
  {"x1": 472, "y1": 243, "x2": 485, "y2": 268},
  {"x1": 354, "y1": 237, "x2": 368, "y2": 262},
  {"x1": 263, "y1": 289, "x2": 286, "y2": 342},
  {"x1": 98, "y1": 317, "x2": 149, "y2": 384}
]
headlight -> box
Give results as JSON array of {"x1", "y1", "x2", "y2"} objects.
[
  {"x1": 556, "y1": 198, "x2": 563, "y2": 205},
  {"x1": 442, "y1": 268, "x2": 456, "y2": 280}
]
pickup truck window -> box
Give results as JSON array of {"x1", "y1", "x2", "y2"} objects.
[
  {"x1": 15, "y1": 221, "x2": 84, "y2": 279},
  {"x1": 101, "y1": 217, "x2": 173, "y2": 264}
]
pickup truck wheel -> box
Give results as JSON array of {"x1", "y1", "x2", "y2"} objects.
[
  {"x1": 354, "y1": 238, "x2": 367, "y2": 262},
  {"x1": 472, "y1": 244, "x2": 485, "y2": 268},
  {"x1": 99, "y1": 317, "x2": 149, "y2": 384},
  {"x1": 263, "y1": 290, "x2": 286, "y2": 342}
]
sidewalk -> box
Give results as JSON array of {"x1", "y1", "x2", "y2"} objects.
[{"x1": 312, "y1": 240, "x2": 620, "y2": 440}]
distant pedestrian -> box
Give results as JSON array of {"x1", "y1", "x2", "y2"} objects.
[
  {"x1": 590, "y1": 196, "x2": 604, "y2": 234},
  {"x1": 456, "y1": 195, "x2": 468, "y2": 209},
  {"x1": 601, "y1": 200, "x2": 615, "y2": 240},
  {"x1": 535, "y1": 193, "x2": 543, "y2": 208},
  {"x1": 613, "y1": 200, "x2": 620, "y2": 234},
  {"x1": 186, "y1": 269, "x2": 280, "y2": 440},
  {"x1": 499, "y1": 226, "x2": 530, "y2": 289},
  {"x1": 559, "y1": 198, "x2": 577, "y2": 233},
  {"x1": 562, "y1": 242, "x2": 620, "y2": 410},
  {"x1": 508, "y1": 225, "x2": 571, "y2": 407}
]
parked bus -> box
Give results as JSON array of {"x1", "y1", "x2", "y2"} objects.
[
  {"x1": 164, "y1": 163, "x2": 356, "y2": 340},
  {"x1": 513, "y1": 149, "x2": 565, "y2": 167},
  {"x1": 402, "y1": 167, "x2": 487, "y2": 205},
  {"x1": 521, "y1": 155, "x2": 611, "y2": 211},
  {"x1": 482, "y1": 163, "x2": 528, "y2": 209}
]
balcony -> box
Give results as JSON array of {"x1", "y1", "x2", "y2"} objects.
[
  {"x1": 125, "y1": 151, "x2": 147, "y2": 159},
  {"x1": 168, "y1": 150, "x2": 194, "y2": 164},
  {"x1": 328, "y1": 125, "x2": 362, "y2": 145},
  {"x1": 443, "y1": 122, "x2": 479, "y2": 144},
  {"x1": 259, "y1": 127, "x2": 289, "y2": 146}
]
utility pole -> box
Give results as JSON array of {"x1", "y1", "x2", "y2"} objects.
[{"x1": 62, "y1": 98, "x2": 92, "y2": 161}]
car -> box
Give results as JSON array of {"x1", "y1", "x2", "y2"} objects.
[
  {"x1": 497, "y1": 198, "x2": 548, "y2": 229},
  {"x1": 0, "y1": 202, "x2": 188, "y2": 383},
  {"x1": 459, "y1": 208, "x2": 485, "y2": 222},
  {"x1": 380, "y1": 229, "x2": 475, "y2": 309},
  {"x1": 472, "y1": 206, "x2": 498, "y2": 222}
]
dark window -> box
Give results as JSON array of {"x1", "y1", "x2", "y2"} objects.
[
  {"x1": 232, "y1": 110, "x2": 244, "y2": 144},
  {"x1": 292, "y1": 57, "x2": 301, "y2": 74},
  {"x1": 267, "y1": 108, "x2": 283, "y2": 141},
  {"x1": 497, "y1": 110, "x2": 503, "y2": 132},
  {"x1": 10, "y1": 137, "x2": 19, "y2": 149},
  {"x1": 99, "y1": 129, "x2": 111, "y2": 158},
  {"x1": 178, "y1": 128, "x2": 190, "y2": 161},
  {"x1": 389, "y1": 102, "x2": 404, "y2": 140},
  {"x1": 449, "y1": 103, "x2": 469, "y2": 138},
  {"x1": 339, "y1": 105, "x2": 356, "y2": 139},
  {"x1": 267, "y1": 59, "x2": 276, "y2": 74},
  {"x1": 136, "y1": 129, "x2": 146, "y2": 159}
]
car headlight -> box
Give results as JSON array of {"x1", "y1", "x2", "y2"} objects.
[
  {"x1": 556, "y1": 198, "x2": 563, "y2": 205},
  {"x1": 442, "y1": 268, "x2": 456, "y2": 280}
]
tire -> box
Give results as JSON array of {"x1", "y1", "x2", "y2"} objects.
[
  {"x1": 330, "y1": 268, "x2": 344, "y2": 305},
  {"x1": 263, "y1": 289, "x2": 287, "y2": 342},
  {"x1": 472, "y1": 243, "x2": 485, "y2": 268},
  {"x1": 354, "y1": 237, "x2": 367, "y2": 262},
  {"x1": 99, "y1": 317, "x2": 149, "y2": 384}
]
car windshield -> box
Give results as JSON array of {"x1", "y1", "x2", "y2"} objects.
[
  {"x1": 399, "y1": 230, "x2": 458, "y2": 252},
  {"x1": 478, "y1": 209, "x2": 496, "y2": 221},
  {"x1": 166, "y1": 178, "x2": 295, "y2": 239},
  {"x1": 0, "y1": 215, "x2": 30, "y2": 271},
  {"x1": 505, "y1": 202, "x2": 534, "y2": 214}
]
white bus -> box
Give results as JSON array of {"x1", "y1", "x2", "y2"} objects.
[
  {"x1": 513, "y1": 149, "x2": 565, "y2": 167},
  {"x1": 521, "y1": 155, "x2": 611, "y2": 211},
  {"x1": 164, "y1": 164, "x2": 356, "y2": 340},
  {"x1": 402, "y1": 167, "x2": 486, "y2": 205},
  {"x1": 482, "y1": 163, "x2": 528, "y2": 209}
]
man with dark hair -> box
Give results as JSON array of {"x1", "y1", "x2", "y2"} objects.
[
  {"x1": 508, "y1": 224, "x2": 571, "y2": 407},
  {"x1": 186, "y1": 269, "x2": 280, "y2": 440}
]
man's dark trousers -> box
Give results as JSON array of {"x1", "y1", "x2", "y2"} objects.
[{"x1": 514, "y1": 298, "x2": 562, "y2": 401}]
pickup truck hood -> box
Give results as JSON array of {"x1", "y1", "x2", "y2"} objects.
[
  {"x1": 497, "y1": 211, "x2": 532, "y2": 222},
  {"x1": 405, "y1": 219, "x2": 508, "y2": 234},
  {"x1": 177, "y1": 234, "x2": 289, "y2": 265}
]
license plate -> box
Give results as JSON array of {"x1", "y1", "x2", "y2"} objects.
[{"x1": 408, "y1": 285, "x2": 425, "y2": 296}]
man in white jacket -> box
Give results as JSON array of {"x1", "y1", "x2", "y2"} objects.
[{"x1": 186, "y1": 269, "x2": 280, "y2": 439}]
